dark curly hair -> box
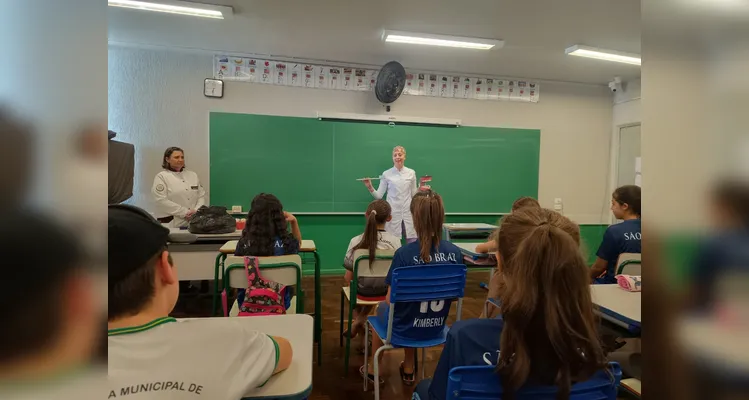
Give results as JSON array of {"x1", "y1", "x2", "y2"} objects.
[{"x1": 236, "y1": 193, "x2": 298, "y2": 256}]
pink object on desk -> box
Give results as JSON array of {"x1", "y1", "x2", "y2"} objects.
[{"x1": 616, "y1": 274, "x2": 641, "y2": 292}]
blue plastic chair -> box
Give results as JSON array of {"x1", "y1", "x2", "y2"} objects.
[
  {"x1": 446, "y1": 361, "x2": 622, "y2": 399},
  {"x1": 364, "y1": 264, "x2": 468, "y2": 400}
]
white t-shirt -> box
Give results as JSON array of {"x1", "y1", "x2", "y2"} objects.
[
  {"x1": 343, "y1": 230, "x2": 402, "y2": 270},
  {"x1": 108, "y1": 317, "x2": 277, "y2": 400}
]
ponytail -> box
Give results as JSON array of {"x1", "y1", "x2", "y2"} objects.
[
  {"x1": 364, "y1": 210, "x2": 378, "y2": 264},
  {"x1": 411, "y1": 189, "x2": 445, "y2": 263},
  {"x1": 354, "y1": 200, "x2": 392, "y2": 265},
  {"x1": 496, "y1": 208, "x2": 606, "y2": 399}
]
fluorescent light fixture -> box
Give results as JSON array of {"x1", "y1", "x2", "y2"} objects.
[
  {"x1": 565, "y1": 45, "x2": 641, "y2": 66},
  {"x1": 382, "y1": 30, "x2": 502, "y2": 50},
  {"x1": 108, "y1": 0, "x2": 233, "y2": 19}
]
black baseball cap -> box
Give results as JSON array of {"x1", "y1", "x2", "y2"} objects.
[{"x1": 108, "y1": 204, "x2": 170, "y2": 286}]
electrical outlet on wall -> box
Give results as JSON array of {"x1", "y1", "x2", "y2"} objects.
[{"x1": 553, "y1": 198, "x2": 563, "y2": 212}]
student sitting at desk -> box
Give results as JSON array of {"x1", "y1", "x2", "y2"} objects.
[
  {"x1": 590, "y1": 185, "x2": 641, "y2": 284},
  {"x1": 342, "y1": 199, "x2": 401, "y2": 350},
  {"x1": 235, "y1": 193, "x2": 302, "y2": 306},
  {"x1": 689, "y1": 179, "x2": 749, "y2": 311},
  {"x1": 479, "y1": 196, "x2": 540, "y2": 317},
  {"x1": 108, "y1": 204, "x2": 293, "y2": 400},
  {"x1": 362, "y1": 189, "x2": 462, "y2": 386},
  {"x1": 475, "y1": 196, "x2": 540, "y2": 254},
  {"x1": 413, "y1": 208, "x2": 607, "y2": 400}
]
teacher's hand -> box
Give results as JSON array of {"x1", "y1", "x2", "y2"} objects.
[{"x1": 362, "y1": 178, "x2": 374, "y2": 192}]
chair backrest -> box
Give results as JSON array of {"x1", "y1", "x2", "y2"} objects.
[
  {"x1": 446, "y1": 362, "x2": 622, "y2": 400},
  {"x1": 352, "y1": 249, "x2": 395, "y2": 278},
  {"x1": 389, "y1": 264, "x2": 467, "y2": 303},
  {"x1": 616, "y1": 253, "x2": 641, "y2": 275},
  {"x1": 384, "y1": 264, "x2": 467, "y2": 341},
  {"x1": 224, "y1": 254, "x2": 302, "y2": 288}
]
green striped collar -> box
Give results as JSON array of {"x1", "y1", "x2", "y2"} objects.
[{"x1": 108, "y1": 316, "x2": 176, "y2": 336}]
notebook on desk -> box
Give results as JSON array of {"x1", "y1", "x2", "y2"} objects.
[{"x1": 455, "y1": 242, "x2": 495, "y2": 260}]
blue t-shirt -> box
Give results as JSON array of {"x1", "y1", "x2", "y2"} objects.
[
  {"x1": 692, "y1": 229, "x2": 749, "y2": 310},
  {"x1": 595, "y1": 219, "x2": 641, "y2": 284},
  {"x1": 428, "y1": 318, "x2": 505, "y2": 400},
  {"x1": 384, "y1": 240, "x2": 463, "y2": 341},
  {"x1": 234, "y1": 235, "x2": 299, "y2": 257}
]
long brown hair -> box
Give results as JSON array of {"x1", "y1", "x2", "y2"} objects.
[
  {"x1": 495, "y1": 208, "x2": 605, "y2": 399},
  {"x1": 354, "y1": 200, "x2": 392, "y2": 264},
  {"x1": 410, "y1": 189, "x2": 444, "y2": 262}
]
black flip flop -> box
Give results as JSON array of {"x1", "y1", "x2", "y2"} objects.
[
  {"x1": 400, "y1": 362, "x2": 415, "y2": 386},
  {"x1": 359, "y1": 365, "x2": 384, "y2": 386}
]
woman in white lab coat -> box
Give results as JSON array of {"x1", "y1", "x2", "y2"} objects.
[
  {"x1": 152, "y1": 146, "x2": 206, "y2": 227},
  {"x1": 362, "y1": 146, "x2": 419, "y2": 242}
]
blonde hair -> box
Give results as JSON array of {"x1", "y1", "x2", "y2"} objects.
[{"x1": 392, "y1": 146, "x2": 406, "y2": 155}]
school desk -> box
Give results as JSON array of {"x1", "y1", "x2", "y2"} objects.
[
  {"x1": 168, "y1": 228, "x2": 242, "y2": 281},
  {"x1": 442, "y1": 223, "x2": 497, "y2": 241},
  {"x1": 217, "y1": 239, "x2": 322, "y2": 366},
  {"x1": 679, "y1": 316, "x2": 749, "y2": 378},
  {"x1": 180, "y1": 315, "x2": 313, "y2": 400},
  {"x1": 454, "y1": 241, "x2": 497, "y2": 291},
  {"x1": 590, "y1": 284, "x2": 641, "y2": 335}
]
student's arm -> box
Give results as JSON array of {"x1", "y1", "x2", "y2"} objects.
[
  {"x1": 475, "y1": 240, "x2": 495, "y2": 254},
  {"x1": 589, "y1": 257, "x2": 609, "y2": 280},
  {"x1": 269, "y1": 336, "x2": 293, "y2": 375},
  {"x1": 284, "y1": 212, "x2": 302, "y2": 244},
  {"x1": 590, "y1": 228, "x2": 615, "y2": 280},
  {"x1": 152, "y1": 174, "x2": 189, "y2": 218}
]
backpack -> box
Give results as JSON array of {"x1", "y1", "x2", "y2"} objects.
[
  {"x1": 237, "y1": 256, "x2": 287, "y2": 316},
  {"x1": 188, "y1": 205, "x2": 236, "y2": 234}
]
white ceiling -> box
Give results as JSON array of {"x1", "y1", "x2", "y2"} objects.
[{"x1": 107, "y1": 0, "x2": 641, "y2": 85}]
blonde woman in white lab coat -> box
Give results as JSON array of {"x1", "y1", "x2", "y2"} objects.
[
  {"x1": 362, "y1": 146, "x2": 419, "y2": 243},
  {"x1": 152, "y1": 146, "x2": 205, "y2": 227}
]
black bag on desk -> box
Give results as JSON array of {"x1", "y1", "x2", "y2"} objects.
[{"x1": 188, "y1": 206, "x2": 236, "y2": 234}]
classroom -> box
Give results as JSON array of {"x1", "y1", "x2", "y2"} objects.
[{"x1": 106, "y1": 1, "x2": 646, "y2": 399}]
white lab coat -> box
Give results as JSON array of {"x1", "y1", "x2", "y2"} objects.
[
  {"x1": 151, "y1": 169, "x2": 206, "y2": 228},
  {"x1": 370, "y1": 166, "x2": 418, "y2": 239}
]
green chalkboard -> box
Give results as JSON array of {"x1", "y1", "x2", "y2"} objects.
[{"x1": 210, "y1": 112, "x2": 540, "y2": 213}]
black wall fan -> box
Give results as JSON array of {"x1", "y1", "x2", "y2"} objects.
[{"x1": 375, "y1": 61, "x2": 406, "y2": 107}]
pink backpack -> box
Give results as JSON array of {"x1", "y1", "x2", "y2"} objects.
[{"x1": 222, "y1": 256, "x2": 287, "y2": 316}]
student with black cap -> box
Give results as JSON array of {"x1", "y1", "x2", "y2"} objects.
[{"x1": 107, "y1": 205, "x2": 293, "y2": 400}]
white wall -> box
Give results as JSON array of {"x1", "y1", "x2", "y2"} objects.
[
  {"x1": 613, "y1": 78, "x2": 642, "y2": 127},
  {"x1": 108, "y1": 45, "x2": 614, "y2": 224},
  {"x1": 606, "y1": 78, "x2": 642, "y2": 220}
]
